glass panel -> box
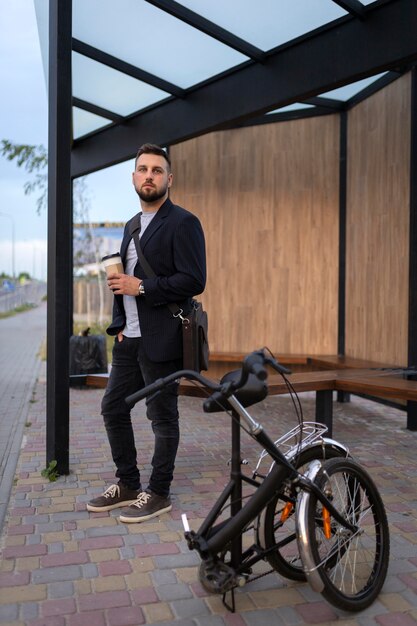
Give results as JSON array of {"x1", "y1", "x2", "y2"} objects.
[
  {"x1": 73, "y1": 0, "x2": 247, "y2": 89},
  {"x1": 73, "y1": 107, "x2": 112, "y2": 140},
  {"x1": 267, "y1": 103, "x2": 316, "y2": 114},
  {"x1": 175, "y1": 0, "x2": 346, "y2": 51},
  {"x1": 33, "y1": 0, "x2": 49, "y2": 86},
  {"x1": 72, "y1": 52, "x2": 170, "y2": 116},
  {"x1": 319, "y1": 73, "x2": 387, "y2": 100}
]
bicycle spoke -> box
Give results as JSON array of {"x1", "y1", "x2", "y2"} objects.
[{"x1": 306, "y1": 458, "x2": 389, "y2": 611}]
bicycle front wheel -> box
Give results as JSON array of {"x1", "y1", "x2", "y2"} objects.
[
  {"x1": 303, "y1": 457, "x2": 390, "y2": 612},
  {"x1": 258, "y1": 443, "x2": 349, "y2": 582}
]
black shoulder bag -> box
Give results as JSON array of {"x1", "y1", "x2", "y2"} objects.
[{"x1": 132, "y1": 231, "x2": 209, "y2": 372}]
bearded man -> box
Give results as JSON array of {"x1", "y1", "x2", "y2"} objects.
[{"x1": 87, "y1": 143, "x2": 206, "y2": 523}]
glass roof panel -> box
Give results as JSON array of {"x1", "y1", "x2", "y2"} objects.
[
  {"x1": 267, "y1": 103, "x2": 316, "y2": 114},
  {"x1": 175, "y1": 0, "x2": 347, "y2": 51},
  {"x1": 72, "y1": 52, "x2": 170, "y2": 116},
  {"x1": 73, "y1": 107, "x2": 112, "y2": 140},
  {"x1": 73, "y1": 0, "x2": 248, "y2": 89},
  {"x1": 319, "y1": 73, "x2": 387, "y2": 100}
]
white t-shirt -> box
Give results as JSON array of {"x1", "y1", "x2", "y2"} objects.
[{"x1": 122, "y1": 211, "x2": 157, "y2": 337}]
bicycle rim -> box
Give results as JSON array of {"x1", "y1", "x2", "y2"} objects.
[
  {"x1": 258, "y1": 443, "x2": 349, "y2": 582},
  {"x1": 306, "y1": 457, "x2": 390, "y2": 611}
]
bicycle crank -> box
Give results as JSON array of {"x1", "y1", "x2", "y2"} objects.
[{"x1": 198, "y1": 559, "x2": 239, "y2": 594}]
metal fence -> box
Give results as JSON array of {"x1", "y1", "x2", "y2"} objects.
[{"x1": 0, "y1": 281, "x2": 47, "y2": 314}]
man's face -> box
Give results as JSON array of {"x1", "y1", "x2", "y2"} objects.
[{"x1": 132, "y1": 153, "x2": 172, "y2": 204}]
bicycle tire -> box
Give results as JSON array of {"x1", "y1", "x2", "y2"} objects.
[
  {"x1": 258, "y1": 443, "x2": 349, "y2": 582},
  {"x1": 304, "y1": 457, "x2": 390, "y2": 611}
]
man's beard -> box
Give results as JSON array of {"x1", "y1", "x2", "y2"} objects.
[{"x1": 137, "y1": 184, "x2": 167, "y2": 203}]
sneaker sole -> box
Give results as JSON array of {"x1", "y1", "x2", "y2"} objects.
[
  {"x1": 86, "y1": 499, "x2": 139, "y2": 512},
  {"x1": 119, "y1": 504, "x2": 172, "y2": 523}
]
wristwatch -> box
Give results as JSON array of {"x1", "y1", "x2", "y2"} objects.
[{"x1": 138, "y1": 281, "x2": 145, "y2": 296}]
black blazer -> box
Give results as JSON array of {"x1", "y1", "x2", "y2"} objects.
[{"x1": 107, "y1": 198, "x2": 206, "y2": 362}]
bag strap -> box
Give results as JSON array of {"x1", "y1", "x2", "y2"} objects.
[{"x1": 132, "y1": 229, "x2": 189, "y2": 323}]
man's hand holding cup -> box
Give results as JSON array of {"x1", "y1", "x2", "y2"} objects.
[{"x1": 102, "y1": 254, "x2": 142, "y2": 296}]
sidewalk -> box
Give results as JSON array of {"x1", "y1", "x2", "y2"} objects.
[
  {"x1": 1, "y1": 317, "x2": 417, "y2": 624},
  {"x1": 0, "y1": 302, "x2": 46, "y2": 532}
]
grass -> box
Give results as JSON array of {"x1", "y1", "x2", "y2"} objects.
[{"x1": 0, "y1": 303, "x2": 36, "y2": 319}]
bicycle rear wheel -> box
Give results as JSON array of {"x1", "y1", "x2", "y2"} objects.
[
  {"x1": 302, "y1": 457, "x2": 390, "y2": 611},
  {"x1": 258, "y1": 443, "x2": 348, "y2": 582}
]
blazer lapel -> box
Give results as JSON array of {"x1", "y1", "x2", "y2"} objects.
[{"x1": 120, "y1": 211, "x2": 141, "y2": 259}]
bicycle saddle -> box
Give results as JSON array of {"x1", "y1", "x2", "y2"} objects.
[{"x1": 203, "y1": 369, "x2": 268, "y2": 413}]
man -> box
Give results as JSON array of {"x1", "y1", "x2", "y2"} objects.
[{"x1": 87, "y1": 144, "x2": 206, "y2": 523}]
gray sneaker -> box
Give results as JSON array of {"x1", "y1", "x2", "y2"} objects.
[
  {"x1": 87, "y1": 484, "x2": 141, "y2": 512},
  {"x1": 119, "y1": 491, "x2": 172, "y2": 523}
]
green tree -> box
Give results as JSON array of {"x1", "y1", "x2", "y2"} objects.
[
  {"x1": 18, "y1": 271, "x2": 31, "y2": 281},
  {"x1": 1, "y1": 140, "x2": 48, "y2": 214},
  {"x1": 1, "y1": 139, "x2": 107, "y2": 324}
]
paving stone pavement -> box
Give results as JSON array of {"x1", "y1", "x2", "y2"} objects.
[
  {"x1": 0, "y1": 303, "x2": 46, "y2": 532},
  {"x1": 1, "y1": 317, "x2": 417, "y2": 624}
]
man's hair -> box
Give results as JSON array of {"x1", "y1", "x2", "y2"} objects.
[{"x1": 135, "y1": 143, "x2": 171, "y2": 171}]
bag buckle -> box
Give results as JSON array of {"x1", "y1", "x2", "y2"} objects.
[{"x1": 173, "y1": 308, "x2": 190, "y2": 325}]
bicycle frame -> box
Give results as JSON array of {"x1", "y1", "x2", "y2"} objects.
[
  {"x1": 182, "y1": 393, "x2": 355, "y2": 588},
  {"x1": 126, "y1": 350, "x2": 388, "y2": 613}
]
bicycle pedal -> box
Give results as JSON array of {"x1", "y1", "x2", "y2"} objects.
[{"x1": 181, "y1": 513, "x2": 190, "y2": 532}]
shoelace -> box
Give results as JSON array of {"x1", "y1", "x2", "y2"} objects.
[
  {"x1": 131, "y1": 492, "x2": 151, "y2": 509},
  {"x1": 103, "y1": 484, "x2": 120, "y2": 499}
]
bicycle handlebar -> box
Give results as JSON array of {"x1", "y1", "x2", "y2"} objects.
[
  {"x1": 125, "y1": 349, "x2": 291, "y2": 408},
  {"x1": 125, "y1": 369, "x2": 218, "y2": 407}
]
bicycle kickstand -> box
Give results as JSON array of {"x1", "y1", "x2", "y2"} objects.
[{"x1": 222, "y1": 588, "x2": 236, "y2": 613}]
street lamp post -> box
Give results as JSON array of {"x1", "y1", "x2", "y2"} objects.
[{"x1": 0, "y1": 212, "x2": 16, "y2": 280}]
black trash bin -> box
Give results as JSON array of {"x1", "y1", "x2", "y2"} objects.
[{"x1": 69, "y1": 333, "x2": 108, "y2": 375}]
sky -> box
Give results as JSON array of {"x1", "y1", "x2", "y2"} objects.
[{"x1": 0, "y1": 0, "x2": 137, "y2": 280}]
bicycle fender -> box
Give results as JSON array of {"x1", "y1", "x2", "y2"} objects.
[{"x1": 295, "y1": 460, "x2": 325, "y2": 593}]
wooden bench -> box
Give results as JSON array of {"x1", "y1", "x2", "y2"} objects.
[{"x1": 70, "y1": 367, "x2": 417, "y2": 436}]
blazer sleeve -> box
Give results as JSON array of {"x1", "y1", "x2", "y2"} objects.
[{"x1": 143, "y1": 212, "x2": 206, "y2": 306}]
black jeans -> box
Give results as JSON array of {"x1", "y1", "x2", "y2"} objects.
[{"x1": 101, "y1": 336, "x2": 182, "y2": 497}]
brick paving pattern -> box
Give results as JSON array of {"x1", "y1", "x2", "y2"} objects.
[
  {"x1": 1, "y1": 308, "x2": 417, "y2": 624},
  {"x1": 0, "y1": 303, "x2": 46, "y2": 531}
]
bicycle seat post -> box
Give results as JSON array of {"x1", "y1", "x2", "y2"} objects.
[{"x1": 230, "y1": 408, "x2": 243, "y2": 568}]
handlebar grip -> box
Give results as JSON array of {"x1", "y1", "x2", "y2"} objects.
[
  {"x1": 250, "y1": 362, "x2": 268, "y2": 381},
  {"x1": 244, "y1": 351, "x2": 268, "y2": 381},
  {"x1": 125, "y1": 378, "x2": 165, "y2": 408}
]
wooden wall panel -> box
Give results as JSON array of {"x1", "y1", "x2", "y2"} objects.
[
  {"x1": 346, "y1": 74, "x2": 411, "y2": 365},
  {"x1": 170, "y1": 116, "x2": 340, "y2": 355}
]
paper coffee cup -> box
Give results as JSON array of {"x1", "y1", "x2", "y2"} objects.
[{"x1": 102, "y1": 253, "x2": 123, "y2": 277}]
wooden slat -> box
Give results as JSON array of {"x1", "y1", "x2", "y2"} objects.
[
  {"x1": 209, "y1": 352, "x2": 309, "y2": 365},
  {"x1": 309, "y1": 355, "x2": 398, "y2": 370},
  {"x1": 346, "y1": 73, "x2": 411, "y2": 365},
  {"x1": 170, "y1": 114, "x2": 340, "y2": 356},
  {"x1": 336, "y1": 374, "x2": 417, "y2": 402}
]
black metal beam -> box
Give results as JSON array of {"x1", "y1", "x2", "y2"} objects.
[
  {"x1": 338, "y1": 111, "x2": 347, "y2": 357},
  {"x1": 407, "y1": 66, "x2": 417, "y2": 430},
  {"x1": 145, "y1": 0, "x2": 265, "y2": 63},
  {"x1": 331, "y1": 0, "x2": 366, "y2": 19},
  {"x1": 303, "y1": 96, "x2": 346, "y2": 110},
  {"x1": 47, "y1": 0, "x2": 72, "y2": 474},
  {"x1": 73, "y1": 97, "x2": 123, "y2": 123},
  {"x1": 346, "y1": 70, "x2": 402, "y2": 107},
  {"x1": 72, "y1": 0, "x2": 417, "y2": 177},
  {"x1": 72, "y1": 38, "x2": 185, "y2": 98},
  {"x1": 228, "y1": 107, "x2": 334, "y2": 129}
]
